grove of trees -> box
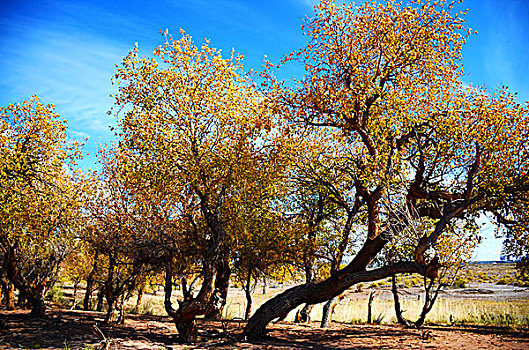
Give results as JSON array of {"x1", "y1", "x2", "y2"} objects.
[{"x1": 1, "y1": 0, "x2": 528, "y2": 344}]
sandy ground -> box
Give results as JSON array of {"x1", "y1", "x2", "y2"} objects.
[{"x1": 1, "y1": 308, "x2": 528, "y2": 349}]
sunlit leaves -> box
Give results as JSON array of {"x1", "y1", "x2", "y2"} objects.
[
  {"x1": 259, "y1": 0, "x2": 529, "y2": 274},
  {"x1": 0, "y1": 96, "x2": 85, "y2": 307}
]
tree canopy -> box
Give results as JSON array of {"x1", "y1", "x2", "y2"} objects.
[
  {"x1": 0, "y1": 96, "x2": 85, "y2": 317},
  {"x1": 244, "y1": 0, "x2": 529, "y2": 338}
]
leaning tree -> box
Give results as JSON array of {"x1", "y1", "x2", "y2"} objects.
[{"x1": 244, "y1": 0, "x2": 529, "y2": 338}]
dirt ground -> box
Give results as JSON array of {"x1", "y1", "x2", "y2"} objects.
[{"x1": 1, "y1": 307, "x2": 528, "y2": 349}]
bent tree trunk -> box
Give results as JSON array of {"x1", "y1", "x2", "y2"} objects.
[
  {"x1": 320, "y1": 294, "x2": 345, "y2": 328},
  {"x1": 164, "y1": 200, "x2": 227, "y2": 343},
  {"x1": 244, "y1": 237, "x2": 431, "y2": 339}
]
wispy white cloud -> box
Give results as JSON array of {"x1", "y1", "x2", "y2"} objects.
[{"x1": 0, "y1": 3, "x2": 132, "y2": 169}]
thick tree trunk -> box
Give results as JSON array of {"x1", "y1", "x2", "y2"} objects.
[
  {"x1": 29, "y1": 295, "x2": 46, "y2": 318},
  {"x1": 320, "y1": 294, "x2": 344, "y2": 328},
  {"x1": 104, "y1": 296, "x2": 116, "y2": 324},
  {"x1": 244, "y1": 236, "x2": 385, "y2": 338},
  {"x1": 204, "y1": 258, "x2": 231, "y2": 320},
  {"x1": 96, "y1": 285, "x2": 104, "y2": 312},
  {"x1": 164, "y1": 199, "x2": 227, "y2": 342},
  {"x1": 169, "y1": 278, "x2": 216, "y2": 342},
  {"x1": 4, "y1": 282, "x2": 15, "y2": 310},
  {"x1": 175, "y1": 319, "x2": 198, "y2": 343},
  {"x1": 5, "y1": 248, "x2": 47, "y2": 317},
  {"x1": 164, "y1": 261, "x2": 218, "y2": 343},
  {"x1": 244, "y1": 244, "x2": 429, "y2": 339}
]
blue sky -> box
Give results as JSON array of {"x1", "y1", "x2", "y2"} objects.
[{"x1": 1, "y1": 0, "x2": 528, "y2": 260}]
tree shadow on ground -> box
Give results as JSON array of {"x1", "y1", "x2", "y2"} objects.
[{"x1": 1, "y1": 308, "x2": 528, "y2": 349}]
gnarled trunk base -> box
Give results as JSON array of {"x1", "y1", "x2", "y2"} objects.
[
  {"x1": 174, "y1": 318, "x2": 198, "y2": 343},
  {"x1": 244, "y1": 260, "x2": 428, "y2": 339}
]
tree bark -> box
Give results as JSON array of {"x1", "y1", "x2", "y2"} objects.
[
  {"x1": 5, "y1": 248, "x2": 47, "y2": 317},
  {"x1": 164, "y1": 197, "x2": 228, "y2": 342},
  {"x1": 134, "y1": 284, "x2": 144, "y2": 313},
  {"x1": 96, "y1": 285, "x2": 104, "y2": 312},
  {"x1": 5, "y1": 282, "x2": 15, "y2": 310},
  {"x1": 164, "y1": 260, "x2": 218, "y2": 343},
  {"x1": 204, "y1": 258, "x2": 231, "y2": 320},
  {"x1": 320, "y1": 294, "x2": 344, "y2": 328},
  {"x1": 367, "y1": 290, "x2": 374, "y2": 324},
  {"x1": 83, "y1": 251, "x2": 99, "y2": 310},
  {"x1": 244, "y1": 242, "x2": 429, "y2": 340},
  {"x1": 29, "y1": 296, "x2": 46, "y2": 318},
  {"x1": 391, "y1": 275, "x2": 412, "y2": 327},
  {"x1": 243, "y1": 271, "x2": 253, "y2": 321}
]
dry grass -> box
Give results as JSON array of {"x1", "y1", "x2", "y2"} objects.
[
  {"x1": 77, "y1": 263, "x2": 529, "y2": 327},
  {"x1": 218, "y1": 291, "x2": 529, "y2": 326},
  {"x1": 119, "y1": 285, "x2": 529, "y2": 327}
]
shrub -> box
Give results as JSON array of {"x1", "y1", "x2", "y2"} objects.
[{"x1": 453, "y1": 278, "x2": 467, "y2": 288}]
